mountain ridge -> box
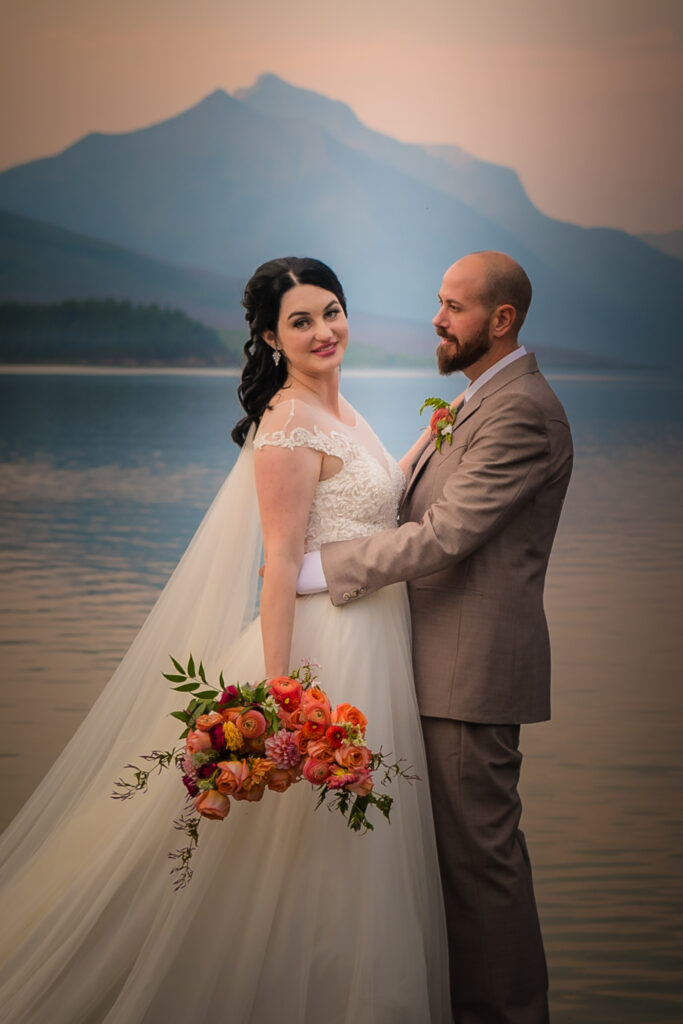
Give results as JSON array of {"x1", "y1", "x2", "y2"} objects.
[{"x1": 0, "y1": 74, "x2": 680, "y2": 366}]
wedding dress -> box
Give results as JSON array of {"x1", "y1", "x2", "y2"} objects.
[{"x1": 0, "y1": 397, "x2": 450, "y2": 1024}]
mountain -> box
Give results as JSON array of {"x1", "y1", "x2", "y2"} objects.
[
  {"x1": 0, "y1": 75, "x2": 680, "y2": 366},
  {"x1": 639, "y1": 230, "x2": 683, "y2": 261},
  {"x1": 0, "y1": 209, "x2": 244, "y2": 328}
]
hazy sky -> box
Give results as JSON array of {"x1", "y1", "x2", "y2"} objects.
[{"x1": 2, "y1": 0, "x2": 681, "y2": 233}]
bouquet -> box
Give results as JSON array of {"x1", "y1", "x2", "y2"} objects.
[{"x1": 113, "y1": 656, "x2": 416, "y2": 889}]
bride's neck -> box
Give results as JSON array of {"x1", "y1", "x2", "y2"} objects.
[{"x1": 285, "y1": 368, "x2": 342, "y2": 416}]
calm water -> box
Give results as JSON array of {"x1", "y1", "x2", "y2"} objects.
[{"x1": 1, "y1": 367, "x2": 682, "y2": 1022}]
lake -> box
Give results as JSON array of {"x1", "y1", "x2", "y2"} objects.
[{"x1": 1, "y1": 365, "x2": 682, "y2": 1022}]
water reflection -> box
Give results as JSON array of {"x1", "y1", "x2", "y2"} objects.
[{"x1": 1, "y1": 369, "x2": 682, "y2": 1021}]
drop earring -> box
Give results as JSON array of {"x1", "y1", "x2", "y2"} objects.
[{"x1": 272, "y1": 347, "x2": 282, "y2": 367}]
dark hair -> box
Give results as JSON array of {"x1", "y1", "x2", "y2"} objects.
[
  {"x1": 475, "y1": 251, "x2": 532, "y2": 331},
  {"x1": 231, "y1": 257, "x2": 347, "y2": 446}
]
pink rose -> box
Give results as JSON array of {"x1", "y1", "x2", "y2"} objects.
[
  {"x1": 186, "y1": 729, "x2": 213, "y2": 754},
  {"x1": 215, "y1": 759, "x2": 249, "y2": 796},
  {"x1": 236, "y1": 709, "x2": 267, "y2": 738},
  {"x1": 302, "y1": 757, "x2": 332, "y2": 786},
  {"x1": 194, "y1": 789, "x2": 230, "y2": 820}
]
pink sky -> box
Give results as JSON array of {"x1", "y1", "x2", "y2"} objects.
[{"x1": 2, "y1": 0, "x2": 681, "y2": 234}]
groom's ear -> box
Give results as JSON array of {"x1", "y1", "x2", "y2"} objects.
[{"x1": 491, "y1": 304, "x2": 516, "y2": 337}]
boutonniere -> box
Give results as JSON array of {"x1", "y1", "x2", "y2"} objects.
[{"x1": 420, "y1": 397, "x2": 459, "y2": 453}]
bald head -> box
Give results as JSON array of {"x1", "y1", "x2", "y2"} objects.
[{"x1": 453, "y1": 251, "x2": 532, "y2": 334}]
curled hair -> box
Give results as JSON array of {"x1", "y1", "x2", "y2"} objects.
[{"x1": 232, "y1": 257, "x2": 347, "y2": 446}]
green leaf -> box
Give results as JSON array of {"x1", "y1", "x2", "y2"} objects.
[
  {"x1": 163, "y1": 673, "x2": 187, "y2": 683},
  {"x1": 219, "y1": 671, "x2": 225, "y2": 688},
  {"x1": 195, "y1": 689, "x2": 219, "y2": 700},
  {"x1": 173, "y1": 681, "x2": 200, "y2": 692},
  {"x1": 170, "y1": 710, "x2": 189, "y2": 722},
  {"x1": 170, "y1": 655, "x2": 185, "y2": 675},
  {"x1": 198, "y1": 661, "x2": 207, "y2": 684},
  {"x1": 187, "y1": 654, "x2": 196, "y2": 678},
  {"x1": 419, "y1": 396, "x2": 449, "y2": 415},
  {"x1": 179, "y1": 727, "x2": 189, "y2": 739}
]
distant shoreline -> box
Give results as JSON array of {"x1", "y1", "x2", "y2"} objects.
[{"x1": 0, "y1": 363, "x2": 654, "y2": 383}]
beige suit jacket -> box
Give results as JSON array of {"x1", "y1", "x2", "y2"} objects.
[{"x1": 321, "y1": 353, "x2": 573, "y2": 724}]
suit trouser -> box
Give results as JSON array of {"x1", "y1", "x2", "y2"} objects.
[{"x1": 420, "y1": 717, "x2": 549, "y2": 1024}]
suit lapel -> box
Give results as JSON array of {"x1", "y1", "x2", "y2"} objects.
[{"x1": 401, "y1": 353, "x2": 540, "y2": 504}]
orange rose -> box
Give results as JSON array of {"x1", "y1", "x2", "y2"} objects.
[
  {"x1": 185, "y1": 729, "x2": 213, "y2": 754},
  {"x1": 194, "y1": 789, "x2": 230, "y2": 819},
  {"x1": 301, "y1": 688, "x2": 331, "y2": 723},
  {"x1": 335, "y1": 744, "x2": 371, "y2": 771},
  {"x1": 331, "y1": 703, "x2": 368, "y2": 736},
  {"x1": 267, "y1": 768, "x2": 296, "y2": 793},
  {"x1": 215, "y1": 759, "x2": 249, "y2": 795},
  {"x1": 234, "y1": 781, "x2": 266, "y2": 802},
  {"x1": 306, "y1": 738, "x2": 334, "y2": 761},
  {"x1": 195, "y1": 712, "x2": 223, "y2": 732}
]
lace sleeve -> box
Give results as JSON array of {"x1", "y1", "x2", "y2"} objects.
[{"x1": 254, "y1": 399, "x2": 351, "y2": 462}]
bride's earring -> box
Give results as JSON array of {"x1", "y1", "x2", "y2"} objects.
[{"x1": 272, "y1": 346, "x2": 282, "y2": 367}]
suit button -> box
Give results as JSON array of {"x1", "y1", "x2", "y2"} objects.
[{"x1": 342, "y1": 592, "x2": 351, "y2": 602}]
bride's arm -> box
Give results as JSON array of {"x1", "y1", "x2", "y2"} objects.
[
  {"x1": 398, "y1": 390, "x2": 466, "y2": 477},
  {"x1": 254, "y1": 444, "x2": 322, "y2": 677}
]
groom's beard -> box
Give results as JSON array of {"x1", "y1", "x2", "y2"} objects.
[{"x1": 436, "y1": 323, "x2": 492, "y2": 374}]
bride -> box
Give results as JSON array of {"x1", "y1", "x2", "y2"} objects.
[{"x1": 0, "y1": 257, "x2": 451, "y2": 1023}]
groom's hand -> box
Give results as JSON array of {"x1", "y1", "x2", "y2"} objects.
[{"x1": 296, "y1": 550, "x2": 328, "y2": 594}]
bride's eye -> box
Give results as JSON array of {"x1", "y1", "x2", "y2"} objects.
[
  {"x1": 325, "y1": 307, "x2": 341, "y2": 319},
  {"x1": 293, "y1": 318, "x2": 310, "y2": 329}
]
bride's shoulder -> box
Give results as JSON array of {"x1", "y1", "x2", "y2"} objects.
[{"x1": 254, "y1": 394, "x2": 330, "y2": 453}]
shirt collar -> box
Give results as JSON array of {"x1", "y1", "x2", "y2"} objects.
[{"x1": 463, "y1": 346, "x2": 527, "y2": 404}]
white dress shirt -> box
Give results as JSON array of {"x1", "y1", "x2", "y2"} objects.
[{"x1": 297, "y1": 346, "x2": 528, "y2": 594}]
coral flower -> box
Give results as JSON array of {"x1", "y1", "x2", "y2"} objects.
[
  {"x1": 335, "y1": 744, "x2": 371, "y2": 771},
  {"x1": 267, "y1": 768, "x2": 297, "y2": 793},
  {"x1": 269, "y1": 676, "x2": 303, "y2": 712},
  {"x1": 196, "y1": 712, "x2": 223, "y2": 732},
  {"x1": 301, "y1": 720, "x2": 324, "y2": 742},
  {"x1": 346, "y1": 769, "x2": 373, "y2": 796},
  {"x1": 306, "y1": 739, "x2": 334, "y2": 761},
  {"x1": 302, "y1": 757, "x2": 332, "y2": 786},
  {"x1": 236, "y1": 709, "x2": 267, "y2": 738},
  {"x1": 194, "y1": 789, "x2": 230, "y2": 820},
  {"x1": 331, "y1": 703, "x2": 368, "y2": 736},
  {"x1": 215, "y1": 760, "x2": 249, "y2": 796},
  {"x1": 185, "y1": 729, "x2": 213, "y2": 754}
]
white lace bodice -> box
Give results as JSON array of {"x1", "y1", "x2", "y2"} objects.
[{"x1": 254, "y1": 399, "x2": 405, "y2": 552}]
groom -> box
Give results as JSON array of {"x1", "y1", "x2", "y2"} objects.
[{"x1": 299, "y1": 251, "x2": 573, "y2": 1023}]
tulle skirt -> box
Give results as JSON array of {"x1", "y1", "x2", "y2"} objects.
[{"x1": 0, "y1": 582, "x2": 450, "y2": 1024}]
